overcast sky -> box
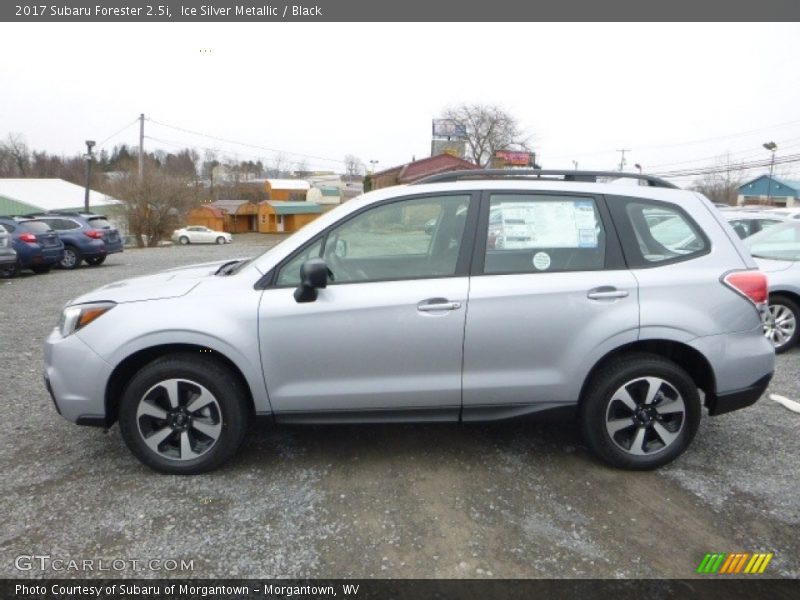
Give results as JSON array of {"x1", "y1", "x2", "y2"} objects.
[{"x1": 2, "y1": 22, "x2": 799, "y2": 186}]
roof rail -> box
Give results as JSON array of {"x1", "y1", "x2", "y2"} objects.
[{"x1": 412, "y1": 169, "x2": 679, "y2": 189}]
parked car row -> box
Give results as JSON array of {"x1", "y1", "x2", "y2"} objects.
[{"x1": 0, "y1": 211, "x2": 123, "y2": 278}]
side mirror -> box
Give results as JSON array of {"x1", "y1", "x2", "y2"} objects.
[{"x1": 293, "y1": 258, "x2": 331, "y2": 303}]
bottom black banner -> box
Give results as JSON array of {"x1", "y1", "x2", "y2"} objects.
[{"x1": 2, "y1": 579, "x2": 798, "y2": 600}]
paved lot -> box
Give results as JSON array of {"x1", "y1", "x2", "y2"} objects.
[{"x1": 1, "y1": 233, "x2": 798, "y2": 579}]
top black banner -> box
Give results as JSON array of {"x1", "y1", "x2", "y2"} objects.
[{"x1": 4, "y1": 0, "x2": 800, "y2": 22}]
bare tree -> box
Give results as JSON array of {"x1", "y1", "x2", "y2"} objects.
[
  {"x1": 0, "y1": 133, "x2": 31, "y2": 176},
  {"x1": 267, "y1": 152, "x2": 291, "y2": 178},
  {"x1": 691, "y1": 152, "x2": 745, "y2": 206},
  {"x1": 293, "y1": 158, "x2": 309, "y2": 176},
  {"x1": 344, "y1": 154, "x2": 364, "y2": 176},
  {"x1": 108, "y1": 166, "x2": 196, "y2": 248},
  {"x1": 439, "y1": 103, "x2": 533, "y2": 167}
]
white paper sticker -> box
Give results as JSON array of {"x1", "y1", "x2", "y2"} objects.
[{"x1": 532, "y1": 251, "x2": 551, "y2": 270}]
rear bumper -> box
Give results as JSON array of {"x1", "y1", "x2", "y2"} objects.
[{"x1": 705, "y1": 372, "x2": 773, "y2": 416}]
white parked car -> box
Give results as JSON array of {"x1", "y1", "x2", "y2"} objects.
[{"x1": 172, "y1": 226, "x2": 232, "y2": 245}]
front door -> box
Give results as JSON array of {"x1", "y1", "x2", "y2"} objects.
[{"x1": 258, "y1": 193, "x2": 474, "y2": 420}]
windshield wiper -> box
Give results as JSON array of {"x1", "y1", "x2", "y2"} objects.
[{"x1": 215, "y1": 260, "x2": 243, "y2": 276}]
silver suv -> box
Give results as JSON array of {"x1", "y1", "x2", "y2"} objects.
[{"x1": 44, "y1": 170, "x2": 775, "y2": 474}]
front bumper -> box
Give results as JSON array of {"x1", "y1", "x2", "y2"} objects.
[{"x1": 44, "y1": 327, "x2": 113, "y2": 424}]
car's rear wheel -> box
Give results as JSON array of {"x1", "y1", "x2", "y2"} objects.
[
  {"x1": 216, "y1": 236, "x2": 226, "y2": 245},
  {"x1": 59, "y1": 246, "x2": 82, "y2": 269},
  {"x1": 179, "y1": 236, "x2": 190, "y2": 245},
  {"x1": 764, "y1": 294, "x2": 799, "y2": 353},
  {"x1": 31, "y1": 264, "x2": 52, "y2": 274},
  {"x1": 579, "y1": 353, "x2": 700, "y2": 470},
  {"x1": 0, "y1": 260, "x2": 19, "y2": 278},
  {"x1": 118, "y1": 354, "x2": 249, "y2": 474},
  {"x1": 85, "y1": 256, "x2": 106, "y2": 266}
]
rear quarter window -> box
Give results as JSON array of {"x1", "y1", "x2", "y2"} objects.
[
  {"x1": 19, "y1": 220, "x2": 53, "y2": 233},
  {"x1": 87, "y1": 218, "x2": 113, "y2": 229},
  {"x1": 609, "y1": 198, "x2": 709, "y2": 268}
]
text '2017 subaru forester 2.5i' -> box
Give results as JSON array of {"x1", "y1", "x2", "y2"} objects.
[{"x1": 45, "y1": 170, "x2": 774, "y2": 474}]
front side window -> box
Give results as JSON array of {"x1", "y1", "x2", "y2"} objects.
[
  {"x1": 275, "y1": 239, "x2": 323, "y2": 286},
  {"x1": 323, "y1": 195, "x2": 470, "y2": 283},
  {"x1": 483, "y1": 194, "x2": 606, "y2": 274}
]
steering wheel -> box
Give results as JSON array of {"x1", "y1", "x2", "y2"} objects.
[{"x1": 326, "y1": 252, "x2": 368, "y2": 282}]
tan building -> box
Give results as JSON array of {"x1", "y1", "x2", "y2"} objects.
[
  {"x1": 263, "y1": 179, "x2": 311, "y2": 201},
  {"x1": 210, "y1": 199, "x2": 259, "y2": 233},
  {"x1": 258, "y1": 201, "x2": 322, "y2": 233},
  {"x1": 186, "y1": 205, "x2": 225, "y2": 231}
]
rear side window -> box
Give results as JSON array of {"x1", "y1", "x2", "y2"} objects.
[
  {"x1": 483, "y1": 194, "x2": 606, "y2": 274},
  {"x1": 87, "y1": 218, "x2": 112, "y2": 229},
  {"x1": 620, "y1": 201, "x2": 708, "y2": 266}
]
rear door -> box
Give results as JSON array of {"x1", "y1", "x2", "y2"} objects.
[{"x1": 462, "y1": 192, "x2": 639, "y2": 417}]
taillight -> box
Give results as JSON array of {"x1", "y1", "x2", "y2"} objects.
[
  {"x1": 84, "y1": 229, "x2": 104, "y2": 239},
  {"x1": 723, "y1": 271, "x2": 768, "y2": 305},
  {"x1": 19, "y1": 233, "x2": 37, "y2": 244}
]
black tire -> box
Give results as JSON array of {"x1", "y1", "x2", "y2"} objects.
[
  {"x1": 59, "y1": 246, "x2": 82, "y2": 269},
  {"x1": 179, "y1": 236, "x2": 190, "y2": 245},
  {"x1": 85, "y1": 255, "x2": 106, "y2": 266},
  {"x1": 216, "y1": 236, "x2": 226, "y2": 245},
  {"x1": 765, "y1": 294, "x2": 800, "y2": 354},
  {"x1": 31, "y1": 264, "x2": 53, "y2": 274},
  {"x1": 0, "y1": 260, "x2": 19, "y2": 278},
  {"x1": 118, "y1": 354, "x2": 249, "y2": 474},
  {"x1": 579, "y1": 353, "x2": 701, "y2": 470}
]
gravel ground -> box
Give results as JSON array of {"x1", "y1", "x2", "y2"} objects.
[{"x1": 1, "y1": 233, "x2": 798, "y2": 579}]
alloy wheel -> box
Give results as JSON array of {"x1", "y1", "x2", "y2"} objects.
[
  {"x1": 136, "y1": 378, "x2": 222, "y2": 461},
  {"x1": 763, "y1": 304, "x2": 797, "y2": 350},
  {"x1": 604, "y1": 376, "x2": 686, "y2": 456}
]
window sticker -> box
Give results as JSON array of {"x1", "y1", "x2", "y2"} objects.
[
  {"x1": 491, "y1": 200, "x2": 598, "y2": 249},
  {"x1": 532, "y1": 251, "x2": 551, "y2": 270}
]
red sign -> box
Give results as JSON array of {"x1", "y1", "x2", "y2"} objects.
[{"x1": 495, "y1": 150, "x2": 532, "y2": 166}]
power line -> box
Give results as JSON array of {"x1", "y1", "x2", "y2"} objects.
[
  {"x1": 97, "y1": 118, "x2": 140, "y2": 148},
  {"x1": 147, "y1": 118, "x2": 347, "y2": 166}
]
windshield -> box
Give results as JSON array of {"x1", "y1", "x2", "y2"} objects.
[{"x1": 744, "y1": 221, "x2": 800, "y2": 261}]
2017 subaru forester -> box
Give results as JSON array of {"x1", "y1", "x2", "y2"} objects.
[{"x1": 44, "y1": 171, "x2": 775, "y2": 474}]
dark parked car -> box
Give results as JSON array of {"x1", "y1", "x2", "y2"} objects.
[
  {"x1": 29, "y1": 212, "x2": 123, "y2": 269},
  {"x1": 0, "y1": 217, "x2": 64, "y2": 276},
  {"x1": 0, "y1": 224, "x2": 18, "y2": 277}
]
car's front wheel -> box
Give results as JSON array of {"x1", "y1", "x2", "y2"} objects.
[
  {"x1": 579, "y1": 353, "x2": 700, "y2": 470},
  {"x1": 118, "y1": 354, "x2": 249, "y2": 474},
  {"x1": 216, "y1": 236, "x2": 226, "y2": 245},
  {"x1": 59, "y1": 246, "x2": 82, "y2": 269},
  {"x1": 763, "y1": 294, "x2": 799, "y2": 353},
  {"x1": 179, "y1": 236, "x2": 190, "y2": 245}
]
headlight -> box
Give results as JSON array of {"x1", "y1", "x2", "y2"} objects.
[{"x1": 59, "y1": 302, "x2": 116, "y2": 337}]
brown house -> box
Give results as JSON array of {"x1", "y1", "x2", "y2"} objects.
[
  {"x1": 210, "y1": 199, "x2": 258, "y2": 233},
  {"x1": 258, "y1": 201, "x2": 322, "y2": 233},
  {"x1": 186, "y1": 205, "x2": 225, "y2": 231},
  {"x1": 371, "y1": 154, "x2": 479, "y2": 190},
  {"x1": 263, "y1": 179, "x2": 311, "y2": 201}
]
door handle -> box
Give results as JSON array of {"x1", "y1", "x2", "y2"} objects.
[
  {"x1": 587, "y1": 287, "x2": 629, "y2": 300},
  {"x1": 417, "y1": 300, "x2": 462, "y2": 312}
]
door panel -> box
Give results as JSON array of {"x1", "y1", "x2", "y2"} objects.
[
  {"x1": 463, "y1": 270, "x2": 639, "y2": 409},
  {"x1": 258, "y1": 277, "x2": 469, "y2": 416}
]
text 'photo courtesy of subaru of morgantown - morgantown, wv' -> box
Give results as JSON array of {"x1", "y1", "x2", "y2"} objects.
[{"x1": 43, "y1": 170, "x2": 776, "y2": 475}]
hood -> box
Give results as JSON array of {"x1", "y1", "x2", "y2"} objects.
[
  {"x1": 754, "y1": 257, "x2": 794, "y2": 273},
  {"x1": 67, "y1": 258, "x2": 245, "y2": 305}
]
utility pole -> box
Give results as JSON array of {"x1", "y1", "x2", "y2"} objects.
[
  {"x1": 84, "y1": 140, "x2": 96, "y2": 212},
  {"x1": 617, "y1": 149, "x2": 630, "y2": 172},
  {"x1": 763, "y1": 141, "x2": 777, "y2": 205},
  {"x1": 138, "y1": 113, "x2": 145, "y2": 182},
  {"x1": 572, "y1": 160, "x2": 578, "y2": 171}
]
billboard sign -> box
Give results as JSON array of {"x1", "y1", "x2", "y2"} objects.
[
  {"x1": 432, "y1": 119, "x2": 467, "y2": 139},
  {"x1": 495, "y1": 150, "x2": 534, "y2": 166}
]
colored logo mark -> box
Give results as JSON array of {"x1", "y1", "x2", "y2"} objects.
[{"x1": 697, "y1": 552, "x2": 773, "y2": 574}]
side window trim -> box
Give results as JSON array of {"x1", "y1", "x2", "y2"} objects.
[{"x1": 258, "y1": 191, "x2": 480, "y2": 289}]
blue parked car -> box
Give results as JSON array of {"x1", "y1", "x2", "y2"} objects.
[
  {"x1": 30, "y1": 212, "x2": 124, "y2": 269},
  {"x1": 0, "y1": 217, "x2": 64, "y2": 276}
]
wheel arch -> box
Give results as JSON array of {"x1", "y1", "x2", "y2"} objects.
[
  {"x1": 578, "y1": 340, "x2": 716, "y2": 410},
  {"x1": 104, "y1": 344, "x2": 256, "y2": 427}
]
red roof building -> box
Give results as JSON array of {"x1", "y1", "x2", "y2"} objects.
[{"x1": 371, "y1": 154, "x2": 479, "y2": 190}]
